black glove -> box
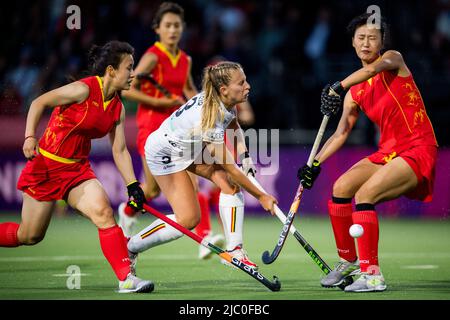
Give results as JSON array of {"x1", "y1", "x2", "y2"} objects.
[
  {"x1": 297, "y1": 160, "x2": 321, "y2": 189},
  {"x1": 320, "y1": 81, "x2": 344, "y2": 116},
  {"x1": 126, "y1": 181, "x2": 146, "y2": 211}
]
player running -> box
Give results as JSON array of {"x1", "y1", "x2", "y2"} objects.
[
  {"x1": 0, "y1": 41, "x2": 153, "y2": 293},
  {"x1": 119, "y1": 2, "x2": 224, "y2": 259},
  {"x1": 127, "y1": 61, "x2": 277, "y2": 273},
  {"x1": 297, "y1": 13, "x2": 438, "y2": 292}
]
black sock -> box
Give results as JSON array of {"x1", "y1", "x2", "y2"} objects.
[
  {"x1": 355, "y1": 203, "x2": 375, "y2": 211},
  {"x1": 332, "y1": 196, "x2": 352, "y2": 204}
]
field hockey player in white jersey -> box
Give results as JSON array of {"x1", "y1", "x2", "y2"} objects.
[{"x1": 127, "y1": 61, "x2": 278, "y2": 272}]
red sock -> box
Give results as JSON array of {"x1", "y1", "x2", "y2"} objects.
[
  {"x1": 352, "y1": 210, "x2": 379, "y2": 274},
  {"x1": 98, "y1": 225, "x2": 130, "y2": 281},
  {"x1": 209, "y1": 188, "x2": 221, "y2": 214},
  {"x1": 328, "y1": 200, "x2": 357, "y2": 262},
  {"x1": 0, "y1": 222, "x2": 20, "y2": 247},
  {"x1": 195, "y1": 192, "x2": 211, "y2": 238}
]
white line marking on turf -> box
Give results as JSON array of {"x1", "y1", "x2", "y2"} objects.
[
  {"x1": 401, "y1": 265, "x2": 439, "y2": 270},
  {"x1": 52, "y1": 273, "x2": 91, "y2": 277},
  {"x1": 1, "y1": 252, "x2": 450, "y2": 263}
]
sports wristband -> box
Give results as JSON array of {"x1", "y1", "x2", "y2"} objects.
[
  {"x1": 330, "y1": 81, "x2": 345, "y2": 96},
  {"x1": 126, "y1": 180, "x2": 139, "y2": 187}
]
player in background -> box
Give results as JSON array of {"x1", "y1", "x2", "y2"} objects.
[
  {"x1": 127, "y1": 61, "x2": 277, "y2": 273},
  {"x1": 0, "y1": 41, "x2": 154, "y2": 293},
  {"x1": 298, "y1": 13, "x2": 438, "y2": 292},
  {"x1": 119, "y1": 2, "x2": 224, "y2": 259}
]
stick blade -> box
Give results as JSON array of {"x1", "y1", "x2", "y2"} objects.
[
  {"x1": 261, "y1": 250, "x2": 276, "y2": 264},
  {"x1": 270, "y1": 276, "x2": 281, "y2": 292}
]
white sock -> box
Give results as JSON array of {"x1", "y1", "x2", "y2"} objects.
[
  {"x1": 219, "y1": 192, "x2": 245, "y2": 251},
  {"x1": 127, "y1": 214, "x2": 183, "y2": 253}
]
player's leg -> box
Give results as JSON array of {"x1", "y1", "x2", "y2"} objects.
[
  {"x1": 118, "y1": 155, "x2": 161, "y2": 237},
  {"x1": 345, "y1": 157, "x2": 417, "y2": 292},
  {"x1": 0, "y1": 193, "x2": 54, "y2": 247},
  {"x1": 344, "y1": 157, "x2": 416, "y2": 292},
  {"x1": 321, "y1": 158, "x2": 381, "y2": 287},
  {"x1": 67, "y1": 179, "x2": 153, "y2": 293},
  {"x1": 127, "y1": 170, "x2": 197, "y2": 255},
  {"x1": 189, "y1": 172, "x2": 225, "y2": 259},
  {"x1": 188, "y1": 163, "x2": 257, "y2": 270}
]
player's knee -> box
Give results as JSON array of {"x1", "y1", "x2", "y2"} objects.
[
  {"x1": 177, "y1": 213, "x2": 200, "y2": 230},
  {"x1": 354, "y1": 185, "x2": 377, "y2": 204},
  {"x1": 332, "y1": 176, "x2": 354, "y2": 198},
  {"x1": 91, "y1": 206, "x2": 115, "y2": 228},
  {"x1": 19, "y1": 231, "x2": 45, "y2": 245}
]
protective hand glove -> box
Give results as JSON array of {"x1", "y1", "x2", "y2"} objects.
[
  {"x1": 126, "y1": 181, "x2": 146, "y2": 211},
  {"x1": 241, "y1": 151, "x2": 257, "y2": 177},
  {"x1": 297, "y1": 160, "x2": 321, "y2": 189},
  {"x1": 320, "y1": 81, "x2": 344, "y2": 116}
]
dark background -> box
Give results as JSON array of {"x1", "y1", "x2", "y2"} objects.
[{"x1": 0, "y1": 0, "x2": 449, "y2": 146}]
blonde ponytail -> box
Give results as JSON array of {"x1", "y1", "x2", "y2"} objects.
[{"x1": 201, "y1": 62, "x2": 242, "y2": 132}]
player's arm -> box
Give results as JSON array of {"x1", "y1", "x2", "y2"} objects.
[
  {"x1": 339, "y1": 50, "x2": 409, "y2": 90},
  {"x1": 227, "y1": 116, "x2": 257, "y2": 176},
  {"x1": 206, "y1": 142, "x2": 276, "y2": 214},
  {"x1": 121, "y1": 52, "x2": 183, "y2": 108},
  {"x1": 23, "y1": 81, "x2": 89, "y2": 159},
  {"x1": 182, "y1": 56, "x2": 198, "y2": 99},
  {"x1": 109, "y1": 106, "x2": 139, "y2": 185},
  {"x1": 226, "y1": 117, "x2": 247, "y2": 160},
  {"x1": 315, "y1": 91, "x2": 360, "y2": 164}
]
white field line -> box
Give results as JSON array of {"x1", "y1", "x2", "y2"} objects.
[
  {"x1": 401, "y1": 265, "x2": 439, "y2": 269},
  {"x1": 52, "y1": 273, "x2": 91, "y2": 277},
  {"x1": 1, "y1": 252, "x2": 450, "y2": 262}
]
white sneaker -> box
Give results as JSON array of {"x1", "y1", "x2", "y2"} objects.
[
  {"x1": 344, "y1": 273, "x2": 387, "y2": 292},
  {"x1": 117, "y1": 273, "x2": 154, "y2": 293},
  {"x1": 221, "y1": 246, "x2": 258, "y2": 271},
  {"x1": 118, "y1": 202, "x2": 137, "y2": 237},
  {"x1": 198, "y1": 233, "x2": 225, "y2": 260}
]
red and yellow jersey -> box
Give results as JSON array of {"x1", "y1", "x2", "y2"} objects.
[
  {"x1": 39, "y1": 76, "x2": 122, "y2": 161},
  {"x1": 350, "y1": 70, "x2": 438, "y2": 156},
  {"x1": 137, "y1": 41, "x2": 189, "y2": 132}
]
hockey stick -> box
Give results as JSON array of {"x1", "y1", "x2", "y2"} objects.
[
  {"x1": 141, "y1": 203, "x2": 281, "y2": 292},
  {"x1": 261, "y1": 115, "x2": 329, "y2": 264},
  {"x1": 248, "y1": 175, "x2": 352, "y2": 290},
  {"x1": 136, "y1": 73, "x2": 172, "y2": 98}
]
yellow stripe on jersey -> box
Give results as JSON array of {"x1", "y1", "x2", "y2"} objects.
[
  {"x1": 380, "y1": 72, "x2": 413, "y2": 133},
  {"x1": 39, "y1": 147, "x2": 81, "y2": 164},
  {"x1": 155, "y1": 41, "x2": 181, "y2": 68},
  {"x1": 96, "y1": 76, "x2": 113, "y2": 110},
  {"x1": 140, "y1": 223, "x2": 166, "y2": 239}
]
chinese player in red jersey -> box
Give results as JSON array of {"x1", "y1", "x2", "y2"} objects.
[
  {"x1": 298, "y1": 13, "x2": 438, "y2": 292},
  {"x1": 0, "y1": 41, "x2": 153, "y2": 293}
]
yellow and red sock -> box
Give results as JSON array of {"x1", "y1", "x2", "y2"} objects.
[
  {"x1": 0, "y1": 222, "x2": 20, "y2": 247},
  {"x1": 328, "y1": 199, "x2": 357, "y2": 262},
  {"x1": 195, "y1": 192, "x2": 212, "y2": 238},
  {"x1": 352, "y1": 207, "x2": 379, "y2": 274},
  {"x1": 98, "y1": 225, "x2": 130, "y2": 281}
]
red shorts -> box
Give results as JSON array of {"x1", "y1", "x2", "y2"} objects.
[
  {"x1": 136, "y1": 120, "x2": 167, "y2": 156},
  {"x1": 17, "y1": 154, "x2": 96, "y2": 201},
  {"x1": 367, "y1": 145, "x2": 438, "y2": 202}
]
